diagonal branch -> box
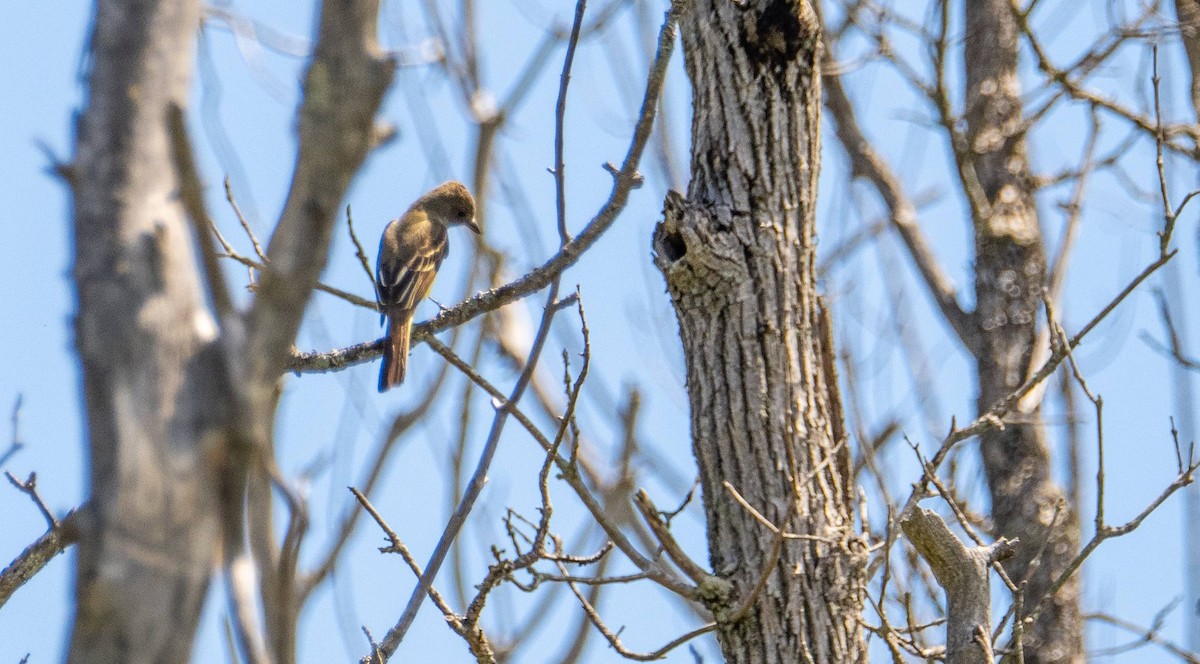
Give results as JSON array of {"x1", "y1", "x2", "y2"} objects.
[
  {"x1": 288, "y1": 0, "x2": 686, "y2": 376},
  {"x1": 244, "y1": 0, "x2": 396, "y2": 392},
  {"x1": 821, "y1": 30, "x2": 976, "y2": 349}
]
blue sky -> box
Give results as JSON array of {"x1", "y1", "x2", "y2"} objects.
[{"x1": 2, "y1": 1, "x2": 1199, "y2": 662}]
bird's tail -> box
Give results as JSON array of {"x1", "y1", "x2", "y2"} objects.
[{"x1": 379, "y1": 315, "x2": 412, "y2": 392}]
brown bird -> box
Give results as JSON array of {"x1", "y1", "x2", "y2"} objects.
[{"x1": 376, "y1": 181, "x2": 479, "y2": 391}]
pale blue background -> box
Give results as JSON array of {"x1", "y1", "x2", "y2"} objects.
[{"x1": 1, "y1": 1, "x2": 1197, "y2": 662}]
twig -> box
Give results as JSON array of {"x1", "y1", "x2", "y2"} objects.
[
  {"x1": 1087, "y1": 608, "x2": 1200, "y2": 663},
  {"x1": 552, "y1": 0, "x2": 586, "y2": 245},
  {"x1": 558, "y1": 554, "x2": 716, "y2": 661},
  {"x1": 370, "y1": 6, "x2": 590, "y2": 644},
  {"x1": 820, "y1": 8, "x2": 975, "y2": 347},
  {"x1": 1142, "y1": 289, "x2": 1200, "y2": 371},
  {"x1": 632, "y1": 490, "x2": 708, "y2": 584},
  {"x1": 1024, "y1": 449, "x2": 1198, "y2": 629},
  {"x1": 6, "y1": 472, "x2": 58, "y2": 530},
  {"x1": 422, "y1": 333, "x2": 694, "y2": 597},
  {"x1": 0, "y1": 506, "x2": 79, "y2": 610},
  {"x1": 290, "y1": 0, "x2": 686, "y2": 375},
  {"x1": 0, "y1": 395, "x2": 25, "y2": 468},
  {"x1": 221, "y1": 251, "x2": 377, "y2": 309},
  {"x1": 225, "y1": 176, "x2": 267, "y2": 261},
  {"x1": 1046, "y1": 106, "x2": 1100, "y2": 305},
  {"x1": 344, "y1": 204, "x2": 378, "y2": 296},
  {"x1": 297, "y1": 359, "x2": 452, "y2": 601},
  {"x1": 349, "y1": 488, "x2": 459, "y2": 621}
]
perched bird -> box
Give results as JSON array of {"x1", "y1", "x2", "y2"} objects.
[{"x1": 376, "y1": 181, "x2": 479, "y2": 391}]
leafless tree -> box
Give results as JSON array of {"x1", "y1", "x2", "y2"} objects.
[{"x1": 5, "y1": 0, "x2": 1200, "y2": 663}]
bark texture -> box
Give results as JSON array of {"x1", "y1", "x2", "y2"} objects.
[
  {"x1": 902, "y1": 508, "x2": 1013, "y2": 664},
  {"x1": 653, "y1": 1, "x2": 865, "y2": 661},
  {"x1": 964, "y1": 1, "x2": 1081, "y2": 661},
  {"x1": 67, "y1": 0, "x2": 393, "y2": 660},
  {"x1": 68, "y1": 0, "x2": 224, "y2": 660}
]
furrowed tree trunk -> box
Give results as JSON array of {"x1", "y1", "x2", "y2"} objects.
[
  {"x1": 653, "y1": 1, "x2": 866, "y2": 662},
  {"x1": 67, "y1": 0, "x2": 224, "y2": 661},
  {"x1": 964, "y1": 1, "x2": 1081, "y2": 661}
]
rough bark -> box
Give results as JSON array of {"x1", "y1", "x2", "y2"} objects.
[
  {"x1": 652, "y1": 1, "x2": 866, "y2": 662},
  {"x1": 68, "y1": 0, "x2": 224, "y2": 660},
  {"x1": 964, "y1": 1, "x2": 1081, "y2": 661}
]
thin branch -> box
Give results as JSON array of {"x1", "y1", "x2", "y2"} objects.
[
  {"x1": 0, "y1": 395, "x2": 25, "y2": 468},
  {"x1": 290, "y1": 0, "x2": 687, "y2": 376},
  {"x1": 558, "y1": 553, "x2": 716, "y2": 662},
  {"x1": 5, "y1": 472, "x2": 57, "y2": 530},
  {"x1": 345, "y1": 204, "x2": 378, "y2": 296},
  {"x1": 1046, "y1": 106, "x2": 1101, "y2": 305},
  {"x1": 422, "y1": 335, "x2": 694, "y2": 597},
  {"x1": 821, "y1": 15, "x2": 975, "y2": 347},
  {"x1": 0, "y1": 511, "x2": 79, "y2": 610},
  {"x1": 1010, "y1": 0, "x2": 1200, "y2": 157},
  {"x1": 349, "y1": 488, "x2": 460, "y2": 622},
  {"x1": 1024, "y1": 453, "x2": 1197, "y2": 630},
  {"x1": 226, "y1": 176, "x2": 266, "y2": 262},
  {"x1": 553, "y1": 0, "x2": 587, "y2": 245},
  {"x1": 369, "y1": 4, "x2": 593, "y2": 648},
  {"x1": 1087, "y1": 609, "x2": 1200, "y2": 663},
  {"x1": 221, "y1": 251, "x2": 377, "y2": 309},
  {"x1": 632, "y1": 489, "x2": 709, "y2": 584},
  {"x1": 297, "y1": 359, "x2": 452, "y2": 601}
]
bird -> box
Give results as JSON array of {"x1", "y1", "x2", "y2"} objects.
[{"x1": 376, "y1": 181, "x2": 479, "y2": 391}]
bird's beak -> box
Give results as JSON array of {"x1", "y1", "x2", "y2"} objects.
[{"x1": 466, "y1": 218, "x2": 482, "y2": 235}]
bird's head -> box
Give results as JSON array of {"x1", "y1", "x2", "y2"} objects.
[{"x1": 423, "y1": 181, "x2": 480, "y2": 234}]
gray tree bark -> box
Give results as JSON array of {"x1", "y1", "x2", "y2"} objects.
[
  {"x1": 902, "y1": 508, "x2": 1014, "y2": 664},
  {"x1": 964, "y1": 1, "x2": 1081, "y2": 661},
  {"x1": 653, "y1": 1, "x2": 866, "y2": 661},
  {"x1": 68, "y1": 0, "x2": 221, "y2": 660},
  {"x1": 67, "y1": 0, "x2": 392, "y2": 661}
]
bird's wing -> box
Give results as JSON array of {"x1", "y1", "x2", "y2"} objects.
[{"x1": 377, "y1": 220, "x2": 448, "y2": 317}]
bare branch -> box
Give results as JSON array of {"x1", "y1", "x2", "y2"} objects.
[
  {"x1": 290, "y1": 0, "x2": 686, "y2": 376},
  {"x1": 5, "y1": 472, "x2": 57, "y2": 530},
  {"x1": 1087, "y1": 609, "x2": 1200, "y2": 663},
  {"x1": 244, "y1": 0, "x2": 395, "y2": 391},
  {"x1": 900, "y1": 508, "x2": 1014, "y2": 664},
  {"x1": 0, "y1": 395, "x2": 25, "y2": 468},
  {"x1": 0, "y1": 512, "x2": 78, "y2": 610},
  {"x1": 225, "y1": 177, "x2": 266, "y2": 262},
  {"x1": 821, "y1": 14, "x2": 976, "y2": 348},
  {"x1": 345, "y1": 205, "x2": 379, "y2": 296}
]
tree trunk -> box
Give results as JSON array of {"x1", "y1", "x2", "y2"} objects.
[
  {"x1": 964, "y1": 1, "x2": 1081, "y2": 661},
  {"x1": 653, "y1": 1, "x2": 865, "y2": 661},
  {"x1": 68, "y1": 0, "x2": 225, "y2": 661}
]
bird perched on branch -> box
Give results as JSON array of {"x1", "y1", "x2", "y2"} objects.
[{"x1": 376, "y1": 181, "x2": 479, "y2": 391}]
